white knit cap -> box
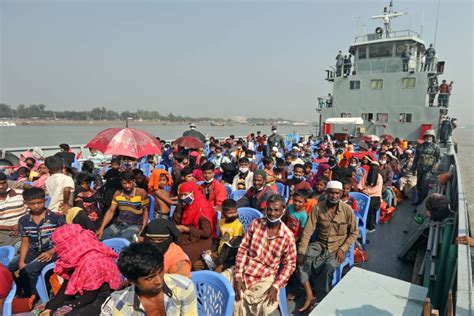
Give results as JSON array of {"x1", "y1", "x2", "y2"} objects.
[{"x1": 326, "y1": 181, "x2": 343, "y2": 190}]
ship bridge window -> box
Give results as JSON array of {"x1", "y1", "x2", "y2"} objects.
[
  {"x1": 358, "y1": 46, "x2": 367, "y2": 60},
  {"x1": 371, "y1": 79, "x2": 383, "y2": 89},
  {"x1": 362, "y1": 113, "x2": 373, "y2": 121},
  {"x1": 350, "y1": 80, "x2": 361, "y2": 89},
  {"x1": 399, "y1": 113, "x2": 413, "y2": 122},
  {"x1": 377, "y1": 113, "x2": 388, "y2": 123},
  {"x1": 341, "y1": 113, "x2": 352, "y2": 118},
  {"x1": 369, "y1": 43, "x2": 393, "y2": 58},
  {"x1": 402, "y1": 77, "x2": 416, "y2": 88}
]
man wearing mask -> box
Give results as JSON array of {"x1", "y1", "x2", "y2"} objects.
[
  {"x1": 267, "y1": 126, "x2": 285, "y2": 156},
  {"x1": 412, "y1": 129, "x2": 440, "y2": 205},
  {"x1": 297, "y1": 181, "x2": 358, "y2": 313},
  {"x1": 223, "y1": 194, "x2": 296, "y2": 315},
  {"x1": 199, "y1": 162, "x2": 227, "y2": 209},
  {"x1": 232, "y1": 157, "x2": 254, "y2": 191},
  {"x1": 236, "y1": 170, "x2": 274, "y2": 212}
]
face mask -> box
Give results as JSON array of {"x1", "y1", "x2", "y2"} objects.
[
  {"x1": 425, "y1": 139, "x2": 432, "y2": 143},
  {"x1": 225, "y1": 216, "x2": 238, "y2": 223},
  {"x1": 153, "y1": 237, "x2": 172, "y2": 253},
  {"x1": 266, "y1": 209, "x2": 285, "y2": 227},
  {"x1": 350, "y1": 163, "x2": 357, "y2": 168},
  {"x1": 272, "y1": 130, "x2": 277, "y2": 134},
  {"x1": 204, "y1": 178, "x2": 213, "y2": 184},
  {"x1": 379, "y1": 159, "x2": 387, "y2": 165},
  {"x1": 327, "y1": 198, "x2": 340, "y2": 206},
  {"x1": 216, "y1": 153, "x2": 222, "y2": 157},
  {"x1": 293, "y1": 175, "x2": 303, "y2": 181},
  {"x1": 239, "y1": 167, "x2": 249, "y2": 173},
  {"x1": 182, "y1": 193, "x2": 194, "y2": 205}
]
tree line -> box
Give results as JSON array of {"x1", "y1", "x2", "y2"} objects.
[{"x1": 0, "y1": 103, "x2": 286, "y2": 123}]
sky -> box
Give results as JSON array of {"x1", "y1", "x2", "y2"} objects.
[{"x1": 0, "y1": 0, "x2": 473, "y2": 122}]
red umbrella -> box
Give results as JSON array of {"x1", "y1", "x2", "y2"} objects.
[
  {"x1": 85, "y1": 127, "x2": 161, "y2": 159},
  {"x1": 174, "y1": 136, "x2": 205, "y2": 149},
  {"x1": 380, "y1": 134, "x2": 394, "y2": 142}
]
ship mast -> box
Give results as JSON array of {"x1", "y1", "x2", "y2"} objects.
[{"x1": 371, "y1": 1, "x2": 404, "y2": 38}]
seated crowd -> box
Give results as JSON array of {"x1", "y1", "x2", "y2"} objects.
[{"x1": 0, "y1": 128, "x2": 435, "y2": 315}]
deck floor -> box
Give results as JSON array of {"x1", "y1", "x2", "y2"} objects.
[{"x1": 286, "y1": 199, "x2": 418, "y2": 315}]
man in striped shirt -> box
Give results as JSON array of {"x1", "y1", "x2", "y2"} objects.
[
  {"x1": 0, "y1": 172, "x2": 26, "y2": 246},
  {"x1": 222, "y1": 194, "x2": 296, "y2": 315}
]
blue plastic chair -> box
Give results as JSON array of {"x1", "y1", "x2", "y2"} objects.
[
  {"x1": 279, "y1": 286, "x2": 289, "y2": 316},
  {"x1": 231, "y1": 189, "x2": 247, "y2": 201},
  {"x1": 0, "y1": 245, "x2": 15, "y2": 266},
  {"x1": 224, "y1": 185, "x2": 233, "y2": 199},
  {"x1": 148, "y1": 194, "x2": 155, "y2": 222},
  {"x1": 191, "y1": 271, "x2": 235, "y2": 316},
  {"x1": 237, "y1": 207, "x2": 263, "y2": 231},
  {"x1": 103, "y1": 238, "x2": 131, "y2": 256},
  {"x1": 331, "y1": 243, "x2": 355, "y2": 286},
  {"x1": 71, "y1": 160, "x2": 82, "y2": 172},
  {"x1": 169, "y1": 205, "x2": 176, "y2": 222},
  {"x1": 376, "y1": 207, "x2": 381, "y2": 224},
  {"x1": 45, "y1": 195, "x2": 51, "y2": 209},
  {"x1": 36, "y1": 262, "x2": 56, "y2": 303},
  {"x1": 196, "y1": 181, "x2": 204, "y2": 186},
  {"x1": 3, "y1": 282, "x2": 16, "y2": 316},
  {"x1": 348, "y1": 192, "x2": 370, "y2": 249},
  {"x1": 140, "y1": 162, "x2": 152, "y2": 177},
  {"x1": 275, "y1": 182, "x2": 288, "y2": 202}
]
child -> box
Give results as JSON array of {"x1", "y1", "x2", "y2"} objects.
[
  {"x1": 10, "y1": 187, "x2": 65, "y2": 297},
  {"x1": 341, "y1": 181, "x2": 358, "y2": 212},
  {"x1": 312, "y1": 178, "x2": 328, "y2": 203},
  {"x1": 286, "y1": 189, "x2": 309, "y2": 241},
  {"x1": 74, "y1": 172, "x2": 101, "y2": 226},
  {"x1": 262, "y1": 156, "x2": 276, "y2": 192},
  {"x1": 194, "y1": 199, "x2": 244, "y2": 272},
  {"x1": 16, "y1": 167, "x2": 31, "y2": 183},
  {"x1": 152, "y1": 173, "x2": 177, "y2": 219},
  {"x1": 44, "y1": 156, "x2": 75, "y2": 214}
]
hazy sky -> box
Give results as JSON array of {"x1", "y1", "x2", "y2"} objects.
[{"x1": 1, "y1": 0, "x2": 473, "y2": 122}]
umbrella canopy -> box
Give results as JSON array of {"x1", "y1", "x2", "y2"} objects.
[
  {"x1": 380, "y1": 134, "x2": 394, "y2": 142},
  {"x1": 174, "y1": 136, "x2": 205, "y2": 149},
  {"x1": 85, "y1": 127, "x2": 161, "y2": 159}
]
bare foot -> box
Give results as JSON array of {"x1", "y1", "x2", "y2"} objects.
[{"x1": 299, "y1": 295, "x2": 317, "y2": 312}]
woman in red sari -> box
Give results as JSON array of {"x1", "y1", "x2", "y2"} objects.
[{"x1": 173, "y1": 181, "x2": 217, "y2": 265}]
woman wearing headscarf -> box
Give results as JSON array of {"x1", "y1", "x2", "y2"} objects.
[
  {"x1": 32, "y1": 163, "x2": 49, "y2": 190},
  {"x1": 173, "y1": 181, "x2": 217, "y2": 264},
  {"x1": 65, "y1": 207, "x2": 96, "y2": 232},
  {"x1": 141, "y1": 218, "x2": 192, "y2": 278},
  {"x1": 38, "y1": 224, "x2": 121, "y2": 315},
  {"x1": 359, "y1": 162, "x2": 383, "y2": 232},
  {"x1": 310, "y1": 163, "x2": 331, "y2": 188}
]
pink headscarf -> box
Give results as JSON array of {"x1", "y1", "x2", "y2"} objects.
[{"x1": 52, "y1": 224, "x2": 121, "y2": 295}]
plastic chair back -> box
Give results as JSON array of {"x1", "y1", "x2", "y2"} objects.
[
  {"x1": 237, "y1": 207, "x2": 263, "y2": 231},
  {"x1": 103, "y1": 238, "x2": 131, "y2": 256},
  {"x1": 3, "y1": 281, "x2": 16, "y2": 316},
  {"x1": 279, "y1": 286, "x2": 289, "y2": 316},
  {"x1": 231, "y1": 189, "x2": 247, "y2": 201},
  {"x1": 224, "y1": 185, "x2": 233, "y2": 199},
  {"x1": 148, "y1": 194, "x2": 155, "y2": 222},
  {"x1": 275, "y1": 182, "x2": 288, "y2": 201},
  {"x1": 36, "y1": 262, "x2": 55, "y2": 303},
  {"x1": 348, "y1": 192, "x2": 370, "y2": 224},
  {"x1": 191, "y1": 271, "x2": 235, "y2": 316},
  {"x1": 45, "y1": 195, "x2": 51, "y2": 208},
  {"x1": 155, "y1": 164, "x2": 167, "y2": 170},
  {"x1": 0, "y1": 245, "x2": 15, "y2": 266}
]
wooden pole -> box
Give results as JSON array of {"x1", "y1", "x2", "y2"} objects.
[
  {"x1": 446, "y1": 290, "x2": 453, "y2": 316},
  {"x1": 423, "y1": 298, "x2": 431, "y2": 316}
]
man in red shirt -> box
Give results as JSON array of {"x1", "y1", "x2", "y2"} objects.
[
  {"x1": 199, "y1": 162, "x2": 227, "y2": 210},
  {"x1": 438, "y1": 79, "x2": 450, "y2": 108},
  {"x1": 223, "y1": 194, "x2": 296, "y2": 315}
]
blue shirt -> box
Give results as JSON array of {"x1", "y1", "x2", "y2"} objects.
[
  {"x1": 286, "y1": 205, "x2": 309, "y2": 238},
  {"x1": 19, "y1": 209, "x2": 65, "y2": 253}
]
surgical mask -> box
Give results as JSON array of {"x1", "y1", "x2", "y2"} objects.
[
  {"x1": 204, "y1": 178, "x2": 213, "y2": 184},
  {"x1": 425, "y1": 139, "x2": 432, "y2": 143},
  {"x1": 239, "y1": 167, "x2": 249, "y2": 173},
  {"x1": 293, "y1": 175, "x2": 303, "y2": 181},
  {"x1": 272, "y1": 130, "x2": 277, "y2": 134},
  {"x1": 327, "y1": 198, "x2": 340, "y2": 206},
  {"x1": 182, "y1": 193, "x2": 194, "y2": 205},
  {"x1": 216, "y1": 153, "x2": 222, "y2": 157},
  {"x1": 266, "y1": 209, "x2": 285, "y2": 227},
  {"x1": 350, "y1": 163, "x2": 357, "y2": 168},
  {"x1": 379, "y1": 159, "x2": 387, "y2": 165}
]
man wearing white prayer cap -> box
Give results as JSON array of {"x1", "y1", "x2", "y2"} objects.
[{"x1": 296, "y1": 179, "x2": 358, "y2": 313}]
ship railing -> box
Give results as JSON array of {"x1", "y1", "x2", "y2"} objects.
[{"x1": 354, "y1": 29, "x2": 421, "y2": 43}]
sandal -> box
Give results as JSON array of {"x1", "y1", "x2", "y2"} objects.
[{"x1": 299, "y1": 297, "x2": 318, "y2": 315}]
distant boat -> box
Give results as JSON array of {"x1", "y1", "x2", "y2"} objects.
[
  {"x1": 0, "y1": 121, "x2": 16, "y2": 127},
  {"x1": 210, "y1": 122, "x2": 224, "y2": 127}
]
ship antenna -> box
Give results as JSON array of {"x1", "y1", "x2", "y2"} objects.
[
  {"x1": 420, "y1": 9, "x2": 424, "y2": 37},
  {"x1": 433, "y1": 0, "x2": 441, "y2": 47}
]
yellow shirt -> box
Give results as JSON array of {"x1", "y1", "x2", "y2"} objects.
[{"x1": 218, "y1": 218, "x2": 244, "y2": 253}]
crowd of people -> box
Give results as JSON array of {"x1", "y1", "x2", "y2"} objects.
[{"x1": 0, "y1": 125, "x2": 446, "y2": 315}]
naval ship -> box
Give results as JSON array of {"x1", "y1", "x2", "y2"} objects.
[{"x1": 309, "y1": 2, "x2": 473, "y2": 316}]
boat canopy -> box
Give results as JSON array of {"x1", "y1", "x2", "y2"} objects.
[{"x1": 325, "y1": 117, "x2": 364, "y2": 125}]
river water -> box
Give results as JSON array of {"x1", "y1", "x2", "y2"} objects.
[{"x1": 1, "y1": 122, "x2": 472, "y2": 213}]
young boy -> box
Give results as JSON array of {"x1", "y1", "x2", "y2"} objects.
[
  {"x1": 341, "y1": 181, "x2": 358, "y2": 212},
  {"x1": 194, "y1": 199, "x2": 244, "y2": 272},
  {"x1": 152, "y1": 173, "x2": 177, "y2": 219},
  {"x1": 285, "y1": 189, "x2": 309, "y2": 241},
  {"x1": 10, "y1": 187, "x2": 65, "y2": 296},
  {"x1": 44, "y1": 156, "x2": 75, "y2": 214},
  {"x1": 262, "y1": 156, "x2": 276, "y2": 192}
]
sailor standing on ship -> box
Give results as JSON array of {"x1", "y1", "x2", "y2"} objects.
[{"x1": 411, "y1": 129, "x2": 440, "y2": 205}]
